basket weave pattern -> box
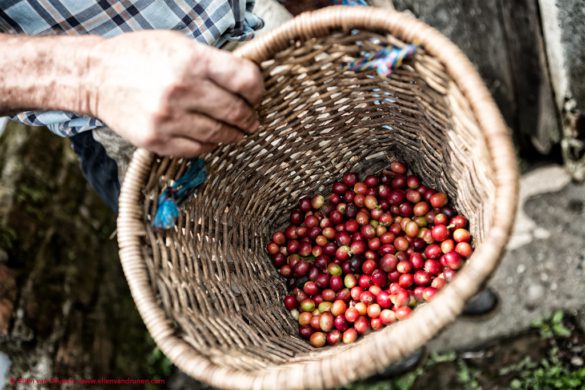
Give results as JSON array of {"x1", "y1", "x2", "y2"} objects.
[{"x1": 117, "y1": 7, "x2": 518, "y2": 389}]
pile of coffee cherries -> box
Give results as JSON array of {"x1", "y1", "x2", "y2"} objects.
[{"x1": 265, "y1": 161, "x2": 473, "y2": 348}]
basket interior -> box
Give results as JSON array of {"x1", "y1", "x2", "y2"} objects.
[{"x1": 140, "y1": 30, "x2": 496, "y2": 372}]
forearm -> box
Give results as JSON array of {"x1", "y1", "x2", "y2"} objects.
[{"x1": 0, "y1": 34, "x2": 103, "y2": 115}]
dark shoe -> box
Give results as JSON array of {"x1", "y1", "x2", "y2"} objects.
[
  {"x1": 370, "y1": 347, "x2": 426, "y2": 379},
  {"x1": 462, "y1": 287, "x2": 499, "y2": 317}
]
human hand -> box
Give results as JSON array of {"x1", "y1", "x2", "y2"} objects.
[{"x1": 84, "y1": 30, "x2": 264, "y2": 156}]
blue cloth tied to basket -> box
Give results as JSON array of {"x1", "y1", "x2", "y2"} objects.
[{"x1": 152, "y1": 159, "x2": 207, "y2": 230}]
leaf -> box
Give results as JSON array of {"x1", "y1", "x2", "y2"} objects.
[
  {"x1": 551, "y1": 310, "x2": 564, "y2": 325},
  {"x1": 552, "y1": 322, "x2": 572, "y2": 337}
]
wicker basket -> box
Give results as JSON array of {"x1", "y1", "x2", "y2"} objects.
[{"x1": 117, "y1": 6, "x2": 518, "y2": 389}]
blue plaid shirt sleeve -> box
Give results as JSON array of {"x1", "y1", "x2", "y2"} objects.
[{"x1": 1, "y1": 0, "x2": 264, "y2": 137}]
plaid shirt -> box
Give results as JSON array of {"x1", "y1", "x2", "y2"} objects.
[{"x1": 0, "y1": 0, "x2": 264, "y2": 136}]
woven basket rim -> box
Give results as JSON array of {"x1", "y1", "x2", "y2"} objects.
[{"x1": 117, "y1": 6, "x2": 518, "y2": 389}]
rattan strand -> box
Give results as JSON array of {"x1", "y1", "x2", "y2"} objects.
[{"x1": 117, "y1": 6, "x2": 518, "y2": 390}]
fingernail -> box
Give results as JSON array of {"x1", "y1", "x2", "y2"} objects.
[{"x1": 251, "y1": 120, "x2": 260, "y2": 133}]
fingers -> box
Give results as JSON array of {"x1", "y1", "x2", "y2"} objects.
[
  {"x1": 200, "y1": 48, "x2": 265, "y2": 107},
  {"x1": 164, "y1": 111, "x2": 247, "y2": 145},
  {"x1": 155, "y1": 137, "x2": 216, "y2": 158},
  {"x1": 185, "y1": 112, "x2": 246, "y2": 144},
  {"x1": 178, "y1": 79, "x2": 259, "y2": 134}
]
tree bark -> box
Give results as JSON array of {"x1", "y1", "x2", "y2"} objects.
[{"x1": 0, "y1": 122, "x2": 162, "y2": 387}]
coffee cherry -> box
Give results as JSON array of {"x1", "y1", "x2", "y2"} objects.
[
  {"x1": 394, "y1": 237, "x2": 410, "y2": 252},
  {"x1": 380, "y1": 254, "x2": 398, "y2": 272},
  {"x1": 414, "y1": 270, "x2": 431, "y2": 286},
  {"x1": 455, "y1": 242, "x2": 473, "y2": 257},
  {"x1": 273, "y1": 253, "x2": 287, "y2": 268},
  {"x1": 299, "y1": 325, "x2": 314, "y2": 339},
  {"x1": 300, "y1": 298, "x2": 316, "y2": 312},
  {"x1": 358, "y1": 274, "x2": 373, "y2": 289},
  {"x1": 431, "y1": 225, "x2": 449, "y2": 242},
  {"x1": 378, "y1": 184, "x2": 391, "y2": 198},
  {"x1": 364, "y1": 175, "x2": 379, "y2": 187},
  {"x1": 345, "y1": 307, "x2": 359, "y2": 323},
  {"x1": 434, "y1": 213, "x2": 448, "y2": 225},
  {"x1": 424, "y1": 244, "x2": 442, "y2": 259},
  {"x1": 377, "y1": 291, "x2": 392, "y2": 309},
  {"x1": 379, "y1": 244, "x2": 396, "y2": 256},
  {"x1": 299, "y1": 311, "x2": 313, "y2": 327},
  {"x1": 362, "y1": 259, "x2": 377, "y2": 275},
  {"x1": 442, "y1": 206, "x2": 457, "y2": 219},
  {"x1": 398, "y1": 273, "x2": 413, "y2": 288},
  {"x1": 371, "y1": 317, "x2": 383, "y2": 331},
  {"x1": 396, "y1": 260, "x2": 412, "y2": 274},
  {"x1": 388, "y1": 271, "x2": 400, "y2": 283},
  {"x1": 318, "y1": 301, "x2": 332, "y2": 312},
  {"x1": 369, "y1": 285, "x2": 382, "y2": 296},
  {"x1": 430, "y1": 192, "x2": 448, "y2": 208},
  {"x1": 413, "y1": 201, "x2": 430, "y2": 217},
  {"x1": 395, "y1": 306, "x2": 412, "y2": 320},
  {"x1": 368, "y1": 237, "x2": 381, "y2": 251},
  {"x1": 442, "y1": 268, "x2": 456, "y2": 282},
  {"x1": 367, "y1": 303, "x2": 382, "y2": 318},
  {"x1": 327, "y1": 329, "x2": 342, "y2": 345},
  {"x1": 335, "y1": 244, "x2": 351, "y2": 260},
  {"x1": 424, "y1": 259, "x2": 442, "y2": 275},
  {"x1": 444, "y1": 251, "x2": 463, "y2": 270},
  {"x1": 284, "y1": 295, "x2": 298, "y2": 311},
  {"x1": 413, "y1": 286, "x2": 425, "y2": 301},
  {"x1": 280, "y1": 265, "x2": 292, "y2": 278},
  {"x1": 404, "y1": 221, "x2": 420, "y2": 238},
  {"x1": 328, "y1": 263, "x2": 343, "y2": 276},
  {"x1": 319, "y1": 312, "x2": 334, "y2": 332},
  {"x1": 336, "y1": 288, "x2": 351, "y2": 302},
  {"x1": 354, "y1": 316, "x2": 371, "y2": 335},
  {"x1": 453, "y1": 228, "x2": 471, "y2": 243},
  {"x1": 310, "y1": 314, "x2": 321, "y2": 330},
  {"x1": 450, "y1": 215, "x2": 468, "y2": 229},
  {"x1": 345, "y1": 219, "x2": 359, "y2": 233},
  {"x1": 354, "y1": 302, "x2": 367, "y2": 316},
  {"x1": 391, "y1": 289, "x2": 409, "y2": 308},
  {"x1": 310, "y1": 331, "x2": 327, "y2": 348},
  {"x1": 334, "y1": 315, "x2": 349, "y2": 332},
  {"x1": 331, "y1": 300, "x2": 347, "y2": 316},
  {"x1": 422, "y1": 287, "x2": 438, "y2": 302},
  {"x1": 342, "y1": 172, "x2": 358, "y2": 187},
  {"x1": 441, "y1": 239, "x2": 455, "y2": 254},
  {"x1": 406, "y1": 175, "x2": 420, "y2": 189},
  {"x1": 266, "y1": 242, "x2": 279, "y2": 255},
  {"x1": 350, "y1": 286, "x2": 363, "y2": 301},
  {"x1": 410, "y1": 253, "x2": 424, "y2": 269},
  {"x1": 380, "y1": 309, "x2": 397, "y2": 325},
  {"x1": 431, "y1": 276, "x2": 446, "y2": 290},
  {"x1": 359, "y1": 291, "x2": 375, "y2": 305},
  {"x1": 343, "y1": 328, "x2": 358, "y2": 344},
  {"x1": 330, "y1": 275, "x2": 343, "y2": 291},
  {"x1": 290, "y1": 210, "x2": 304, "y2": 225},
  {"x1": 371, "y1": 269, "x2": 388, "y2": 287}
]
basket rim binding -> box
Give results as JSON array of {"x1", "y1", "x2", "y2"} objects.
[{"x1": 117, "y1": 6, "x2": 518, "y2": 390}]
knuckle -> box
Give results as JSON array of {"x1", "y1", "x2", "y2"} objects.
[
  {"x1": 238, "y1": 64, "x2": 262, "y2": 91},
  {"x1": 228, "y1": 99, "x2": 249, "y2": 123},
  {"x1": 201, "y1": 119, "x2": 223, "y2": 143}
]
